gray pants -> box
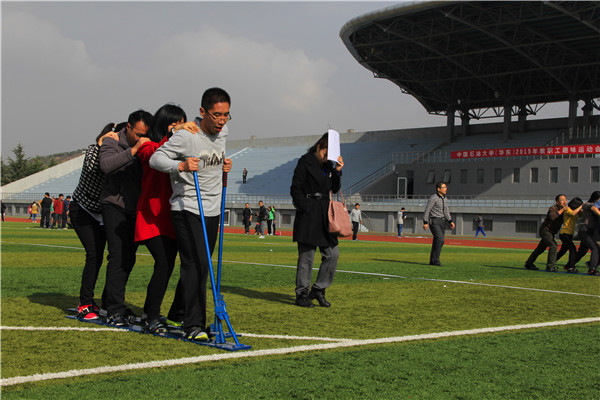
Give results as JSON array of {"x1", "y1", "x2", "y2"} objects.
[
  {"x1": 429, "y1": 217, "x2": 446, "y2": 264},
  {"x1": 295, "y1": 242, "x2": 339, "y2": 295},
  {"x1": 259, "y1": 221, "x2": 267, "y2": 235}
]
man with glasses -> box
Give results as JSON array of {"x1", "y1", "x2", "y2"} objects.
[
  {"x1": 150, "y1": 87, "x2": 232, "y2": 341},
  {"x1": 423, "y1": 182, "x2": 454, "y2": 266},
  {"x1": 99, "y1": 110, "x2": 153, "y2": 326}
]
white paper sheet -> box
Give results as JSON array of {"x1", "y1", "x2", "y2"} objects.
[{"x1": 327, "y1": 129, "x2": 340, "y2": 163}]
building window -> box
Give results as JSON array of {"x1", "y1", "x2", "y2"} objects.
[
  {"x1": 443, "y1": 169, "x2": 451, "y2": 183},
  {"x1": 460, "y1": 169, "x2": 468, "y2": 184},
  {"x1": 530, "y1": 167, "x2": 538, "y2": 183},
  {"x1": 426, "y1": 170, "x2": 435, "y2": 184},
  {"x1": 494, "y1": 168, "x2": 502, "y2": 183},
  {"x1": 592, "y1": 166, "x2": 600, "y2": 183},
  {"x1": 569, "y1": 167, "x2": 578, "y2": 183},
  {"x1": 516, "y1": 220, "x2": 537, "y2": 233},
  {"x1": 549, "y1": 167, "x2": 558, "y2": 183},
  {"x1": 513, "y1": 168, "x2": 520, "y2": 183},
  {"x1": 477, "y1": 169, "x2": 484, "y2": 184}
]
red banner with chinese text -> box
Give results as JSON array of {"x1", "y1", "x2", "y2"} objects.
[{"x1": 451, "y1": 144, "x2": 600, "y2": 159}]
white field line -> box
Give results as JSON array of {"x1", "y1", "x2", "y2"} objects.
[
  {"x1": 3, "y1": 241, "x2": 599, "y2": 298},
  {"x1": 0, "y1": 326, "x2": 349, "y2": 342},
  {"x1": 223, "y1": 260, "x2": 600, "y2": 298},
  {"x1": 2, "y1": 317, "x2": 598, "y2": 387}
]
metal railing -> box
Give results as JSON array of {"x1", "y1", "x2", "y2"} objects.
[{"x1": 344, "y1": 162, "x2": 394, "y2": 195}]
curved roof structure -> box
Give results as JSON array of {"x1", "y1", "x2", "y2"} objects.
[{"x1": 340, "y1": 1, "x2": 600, "y2": 117}]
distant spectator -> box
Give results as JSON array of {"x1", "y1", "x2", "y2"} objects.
[
  {"x1": 257, "y1": 200, "x2": 267, "y2": 239},
  {"x1": 397, "y1": 207, "x2": 406, "y2": 238},
  {"x1": 267, "y1": 206, "x2": 276, "y2": 235},
  {"x1": 242, "y1": 203, "x2": 252, "y2": 234},
  {"x1": 61, "y1": 195, "x2": 71, "y2": 229},
  {"x1": 40, "y1": 193, "x2": 52, "y2": 228},
  {"x1": 28, "y1": 203, "x2": 32, "y2": 220},
  {"x1": 31, "y1": 202, "x2": 39, "y2": 223},
  {"x1": 51, "y1": 194, "x2": 64, "y2": 228},
  {"x1": 243, "y1": 168, "x2": 248, "y2": 184},
  {"x1": 423, "y1": 182, "x2": 455, "y2": 266},
  {"x1": 350, "y1": 203, "x2": 362, "y2": 241},
  {"x1": 1, "y1": 201, "x2": 6, "y2": 222},
  {"x1": 475, "y1": 214, "x2": 486, "y2": 238}
]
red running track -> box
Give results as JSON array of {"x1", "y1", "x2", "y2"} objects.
[{"x1": 4, "y1": 217, "x2": 540, "y2": 250}]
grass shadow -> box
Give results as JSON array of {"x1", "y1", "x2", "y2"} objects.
[
  {"x1": 220, "y1": 285, "x2": 295, "y2": 305},
  {"x1": 27, "y1": 292, "x2": 80, "y2": 313},
  {"x1": 27, "y1": 292, "x2": 143, "y2": 316}
]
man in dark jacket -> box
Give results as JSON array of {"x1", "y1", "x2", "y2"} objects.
[
  {"x1": 100, "y1": 109, "x2": 152, "y2": 325},
  {"x1": 39, "y1": 193, "x2": 53, "y2": 228},
  {"x1": 524, "y1": 194, "x2": 567, "y2": 272},
  {"x1": 242, "y1": 203, "x2": 252, "y2": 234}
]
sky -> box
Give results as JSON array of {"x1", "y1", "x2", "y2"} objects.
[{"x1": 1, "y1": 1, "x2": 569, "y2": 159}]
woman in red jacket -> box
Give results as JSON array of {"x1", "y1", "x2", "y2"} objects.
[{"x1": 135, "y1": 104, "x2": 199, "y2": 333}]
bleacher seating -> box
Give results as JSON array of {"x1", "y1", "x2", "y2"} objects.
[{"x1": 227, "y1": 139, "x2": 441, "y2": 195}]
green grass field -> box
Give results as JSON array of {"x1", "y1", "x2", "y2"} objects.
[{"x1": 1, "y1": 221, "x2": 599, "y2": 399}]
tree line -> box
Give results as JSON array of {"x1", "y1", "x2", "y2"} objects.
[{"x1": 1, "y1": 143, "x2": 83, "y2": 186}]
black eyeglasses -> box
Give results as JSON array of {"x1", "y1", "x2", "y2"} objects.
[{"x1": 205, "y1": 110, "x2": 232, "y2": 122}]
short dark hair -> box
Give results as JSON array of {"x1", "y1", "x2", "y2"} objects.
[
  {"x1": 45, "y1": 192, "x2": 49, "y2": 196},
  {"x1": 355, "y1": 203, "x2": 360, "y2": 207},
  {"x1": 148, "y1": 104, "x2": 187, "y2": 143},
  {"x1": 555, "y1": 194, "x2": 566, "y2": 202},
  {"x1": 435, "y1": 182, "x2": 446, "y2": 190},
  {"x1": 401, "y1": 207, "x2": 405, "y2": 211},
  {"x1": 201, "y1": 87, "x2": 231, "y2": 111},
  {"x1": 127, "y1": 109, "x2": 153, "y2": 129}
]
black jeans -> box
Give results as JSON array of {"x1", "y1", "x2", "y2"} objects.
[
  {"x1": 429, "y1": 218, "x2": 446, "y2": 264},
  {"x1": 557, "y1": 233, "x2": 577, "y2": 268},
  {"x1": 102, "y1": 204, "x2": 138, "y2": 316},
  {"x1": 143, "y1": 235, "x2": 178, "y2": 322},
  {"x1": 70, "y1": 200, "x2": 106, "y2": 305},
  {"x1": 40, "y1": 208, "x2": 51, "y2": 228},
  {"x1": 171, "y1": 210, "x2": 219, "y2": 332},
  {"x1": 352, "y1": 221, "x2": 359, "y2": 240},
  {"x1": 576, "y1": 227, "x2": 600, "y2": 270}
]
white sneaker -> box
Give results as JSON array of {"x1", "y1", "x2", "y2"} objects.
[{"x1": 259, "y1": 235, "x2": 265, "y2": 239}]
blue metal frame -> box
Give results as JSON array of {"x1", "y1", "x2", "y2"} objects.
[{"x1": 193, "y1": 171, "x2": 251, "y2": 351}]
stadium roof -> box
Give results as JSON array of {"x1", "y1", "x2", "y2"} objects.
[{"x1": 340, "y1": 1, "x2": 600, "y2": 118}]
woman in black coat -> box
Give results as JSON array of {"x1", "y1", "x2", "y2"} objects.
[{"x1": 290, "y1": 133, "x2": 344, "y2": 307}]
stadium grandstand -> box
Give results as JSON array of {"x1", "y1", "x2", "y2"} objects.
[{"x1": 2, "y1": 1, "x2": 599, "y2": 238}]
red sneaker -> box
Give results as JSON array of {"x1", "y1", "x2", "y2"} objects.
[{"x1": 78, "y1": 304, "x2": 100, "y2": 320}]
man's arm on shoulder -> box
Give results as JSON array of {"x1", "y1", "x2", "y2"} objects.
[{"x1": 150, "y1": 131, "x2": 188, "y2": 174}]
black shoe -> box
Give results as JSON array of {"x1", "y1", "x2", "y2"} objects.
[
  {"x1": 146, "y1": 319, "x2": 168, "y2": 334},
  {"x1": 524, "y1": 263, "x2": 539, "y2": 271},
  {"x1": 545, "y1": 266, "x2": 558, "y2": 272},
  {"x1": 295, "y1": 292, "x2": 315, "y2": 308},
  {"x1": 588, "y1": 269, "x2": 600, "y2": 276},
  {"x1": 429, "y1": 262, "x2": 442, "y2": 266},
  {"x1": 107, "y1": 313, "x2": 129, "y2": 327},
  {"x1": 309, "y1": 289, "x2": 331, "y2": 307}
]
